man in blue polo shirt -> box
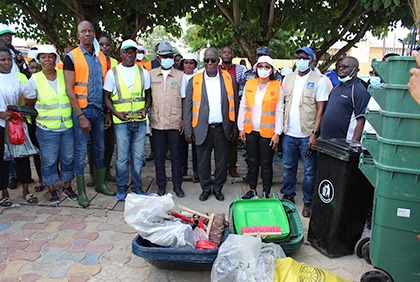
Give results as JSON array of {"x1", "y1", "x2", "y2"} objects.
[{"x1": 321, "y1": 56, "x2": 370, "y2": 141}]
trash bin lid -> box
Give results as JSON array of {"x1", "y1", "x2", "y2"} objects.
[{"x1": 313, "y1": 138, "x2": 363, "y2": 161}]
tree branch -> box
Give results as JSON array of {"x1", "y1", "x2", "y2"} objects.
[{"x1": 214, "y1": 0, "x2": 234, "y2": 25}]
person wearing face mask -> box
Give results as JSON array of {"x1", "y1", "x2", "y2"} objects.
[
  {"x1": 135, "y1": 46, "x2": 152, "y2": 70},
  {"x1": 320, "y1": 56, "x2": 370, "y2": 141},
  {"x1": 238, "y1": 56, "x2": 284, "y2": 199},
  {"x1": 281, "y1": 46, "x2": 329, "y2": 218},
  {"x1": 148, "y1": 42, "x2": 185, "y2": 197}
]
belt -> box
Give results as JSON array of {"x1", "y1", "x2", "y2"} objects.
[{"x1": 209, "y1": 123, "x2": 223, "y2": 129}]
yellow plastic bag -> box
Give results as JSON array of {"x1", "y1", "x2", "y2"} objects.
[{"x1": 274, "y1": 257, "x2": 350, "y2": 282}]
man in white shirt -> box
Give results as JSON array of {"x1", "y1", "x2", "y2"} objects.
[
  {"x1": 281, "y1": 46, "x2": 329, "y2": 218},
  {"x1": 103, "y1": 39, "x2": 151, "y2": 201},
  {"x1": 184, "y1": 47, "x2": 238, "y2": 201}
]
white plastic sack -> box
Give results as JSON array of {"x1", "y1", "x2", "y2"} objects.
[
  {"x1": 124, "y1": 193, "x2": 196, "y2": 248},
  {"x1": 211, "y1": 234, "x2": 286, "y2": 282}
]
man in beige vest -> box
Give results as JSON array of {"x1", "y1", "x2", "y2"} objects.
[
  {"x1": 281, "y1": 46, "x2": 329, "y2": 218},
  {"x1": 149, "y1": 42, "x2": 185, "y2": 197}
]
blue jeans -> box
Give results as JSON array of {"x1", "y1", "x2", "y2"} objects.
[
  {"x1": 114, "y1": 121, "x2": 146, "y2": 191},
  {"x1": 73, "y1": 108, "x2": 105, "y2": 175},
  {"x1": 282, "y1": 134, "x2": 318, "y2": 204},
  {"x1": 36, "y1": 127, "x2": 75, "y2": 186}
]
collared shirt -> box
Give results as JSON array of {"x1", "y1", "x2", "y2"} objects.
[
  {"x1": 321, "y1": 79, "x2": 370, "y2": 140},
  {"x1": 64, "y1": 44, "x2": 104, "y2": 110},
  {"x1": 204, "y1": 71, "x2": 223, "y2": 124}
]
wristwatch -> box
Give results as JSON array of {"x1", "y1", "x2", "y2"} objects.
[{"x1": 312, "y1": 130, "x2": 320, "y2": 137}]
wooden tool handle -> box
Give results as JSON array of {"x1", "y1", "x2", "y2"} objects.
[{"x1": 178, "y1": 205, "x2": 211, "y2": 219}]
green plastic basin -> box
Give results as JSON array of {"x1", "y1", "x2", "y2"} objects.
[{"x1": 232, "y1": 198, "x2": 290, "y2": 240}]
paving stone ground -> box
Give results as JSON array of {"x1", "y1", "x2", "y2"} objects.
[{"x1": 1, "y1": 139, "x2": 373, "y2": 281}]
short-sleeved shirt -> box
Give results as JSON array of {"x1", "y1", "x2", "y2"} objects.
[
  {"x1": 0, "y1": 72, "x2": 27, "y2": 128},
  {"x1": 103, "y1": 64, "x2": 151, "y2": 94},
  {"x1": 321, "y1": 79, "x2": 371, "y2": 140}
]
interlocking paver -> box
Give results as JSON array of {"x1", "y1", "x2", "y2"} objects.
[
  {"x1": 22, "y1": 222, "x2": 48, "y2": 230},
  {"x1": 59, "y1": 222, "x2": 86, "y2": 231},
  {"x1": 68, "y1": 263, "x2": 101, "y2": 276},
  {"x1": 0, "y1": 223, "x2": 11, "y2": 231},
  {"x1": 96, "y1": 223, "x2": 122, "y2": 232},
  {"x1": 24, "y1": 240, "x2": 48, "y2": 253},
  {"x1": 9, "y1": 250, "x2": 41, "y2": 262},
  {"x1": 13, "y1": 229, "x2": 38, "y2": 242},
  {"x1": 3, "y1": 240, "x2": 30, "y2": 250},
  {"x1": 42, "y1": 240, "x2": 72, "y2": 251},
  {"x1": 84, "y1": 242, "x2": 114, "y2": 253},
  {"x1": 73, "y1": 231, "x2": 99, "y2": 241},
  {"x1": 67, "y1": 239, "x2": 90, "y2": 253},
  {"x1": 82, "y1": 252, "x2": 101, "y2": 265},
  {"x1": 68, "y1": 274, "x2": 91, "y2": 282},
  {"x1": 20, "y1": 273, "x2": 43, "y2": 281},
  {"x1": 0, "y1": 259, "x2": 27, "y2": 280}
]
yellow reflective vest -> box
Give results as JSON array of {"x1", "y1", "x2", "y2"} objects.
[
  {"x1": 33, "y1": 70, "x2": 73, "y2": 129},
  {"x1": 110, "y1": 66, "x2": 146, "y2": 124}
]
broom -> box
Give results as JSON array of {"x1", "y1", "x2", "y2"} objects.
[
  {"x1": 178, "y1": 205, "x2": 226, "y2": 246},
  {"x1": 241, "y1": 226, "x2": 282, "y2": 238}
]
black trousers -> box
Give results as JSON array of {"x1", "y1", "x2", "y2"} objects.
[
  {"x1": 246, "y1": 131, "x2": 275, "y2": 193},
  {"x1": 196, "y1": 125, "x2": 229, "y2": 193},
  {"x1": 0, "y1": 126, "x2": 32, "y2": 190}
]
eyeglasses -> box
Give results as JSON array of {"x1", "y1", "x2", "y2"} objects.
[
  {"x1": 183, "y1": 61, "x2": 195, "y2": 65},
  {"x1": 257, "y1": 65, "x2": 271, "y2": 71},
  {"x1": 295, "y1": 55, "x2": 311, "y2": 60},
  {"x1": 160, "y1": 54, "x2": 174, "y2": 59},
  {"x1": 203, "y1": 58, "x2": 218, "y2": 64},
  {"x1": 99, "y1": 42, "x2": 111, "y2": 46},
  {"x1": 337, "y1": 64, "x2": 353, "y2": 70}
]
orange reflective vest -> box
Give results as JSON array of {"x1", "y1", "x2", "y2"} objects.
[
  {"x1": 135, "y1": 60, "x2": 152, "y2": 71},
  {"x1": 70, "y1": 47, "x2": 107, "y2": 109},
  {"x1": 191, "y1": 71, "x2": 235, "y2": 128},
  {"x1": 243, "y1": 79, "x2": 281, "y2": 138}
]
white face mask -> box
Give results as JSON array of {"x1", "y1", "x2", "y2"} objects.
[
  {"x1": 338, "y1": 67, "x2": 356, "y2": 83},
  {"x1": 136, "y1": 53, "x2": 144, "y2": 61},
  {"x1": 295, "y1": 59, "x2": 310, "y2": 72},
  {"x1": 160, "y1": 58, "x2": 174, "y2": 69},
  {"x1": 257, "y1": 67, "x2": 271, "y2": 78}
]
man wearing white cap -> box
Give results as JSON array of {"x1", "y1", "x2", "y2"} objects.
[
  {"x1": 103, "y1": 39, "x2": 151, "y2": 201},
  {"x1": 149, "y1": 42, "x2": 185, "y2": 197},
  {"x1": 0, "y1": 23, "x2": 30, "y2": 78},
  {"x1": 64, "y1": 20, "x2": 115, "y2": 208},
  {"x1": 135, "y1": 46, "x2": 151, "y2": 70}
]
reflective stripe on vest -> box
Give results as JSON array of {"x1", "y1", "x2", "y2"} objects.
[
  {"x1": 243, "y1": 79, "x2": 280, "y2": 138},
  {"x1": 33, "y1": 69, "x2": 73, "y2": 129},
  {"x1": 71, "y1": 47, "x2": 107, "y2": 109},
  {"x1": 191, "y1": 71, "x2": 235, "y2": 128},
  {"x1": 111, "y1": 66, "x2": 145, "y2": 124}
]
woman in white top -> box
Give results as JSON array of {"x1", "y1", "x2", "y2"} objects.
[{"x1": 238, "y1": 56, "x2": 284, "y2": 199}]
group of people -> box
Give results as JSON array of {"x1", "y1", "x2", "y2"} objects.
[{"x1": 1, "y1": 20, "x2": 419, "y2": 218}]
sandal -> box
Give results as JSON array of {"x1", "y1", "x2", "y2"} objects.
[
  {"x1": 24, "y1": 194, "x2": 38, "y2": 205},
  {"x1": 0, "y1": 197, "x2": 13, "y2": 207},
  {"x1": 34, "y1": 183, "x2": 45, "y2": 192}
]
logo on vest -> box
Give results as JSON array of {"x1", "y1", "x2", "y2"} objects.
[
  {"x1": 271, "y1": 91, "x2": 275, "y2": 96},
  {"x1": 318, "y1": 179, "x2": 334, "y2": 204},
  {"x1": 307, "y1": 82, "x2": 315, "y2": 90}
]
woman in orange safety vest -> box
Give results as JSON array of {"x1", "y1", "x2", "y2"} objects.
[{"x1": 238, "y1": 56, "x2": 284, "y2": 199}]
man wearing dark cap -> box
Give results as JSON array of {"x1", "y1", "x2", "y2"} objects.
[
  {"x1": 149, "y1": 42, "x2": 185, "y2": 197},
  {"x1": 238, "y1": 46, "x2": 282, "y2": 90},
  {"x1": 281, "y1": 46, "x2": 329, "y2": 218}
]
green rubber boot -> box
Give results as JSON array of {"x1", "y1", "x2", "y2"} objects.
[
  {"x1": 76, "y1": 175, "x2": 90, "y2": 208},
  {"x1": 94, "y1": 167, "x2": 116, "y2": 196}
]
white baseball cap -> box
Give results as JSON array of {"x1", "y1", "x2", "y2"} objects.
[{"x1": 121, "y1": 39, "x2": 138, "y2": 50}]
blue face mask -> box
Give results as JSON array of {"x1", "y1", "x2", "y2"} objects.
[{"x1": 160, "y1": 58, "x2": 174, "y2": 69}]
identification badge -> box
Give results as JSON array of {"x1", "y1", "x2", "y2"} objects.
[{"x1": 307, "y1": 82, "x2": 315, "y2": 90}]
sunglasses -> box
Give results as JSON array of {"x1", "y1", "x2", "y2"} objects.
[
  {"x1": 99, "y1": 42, "x2": 111, "y2": 46},
  {"x1": 295, "y1": 55, "x2": 311, "y2": 60},
  {"x1": 160, "y1": 54, "x2": 174, "y2": 59},
  {"x1": 258, "y1": 65, "x2": 271, "y2": 71},
  {"x1": 203, "y1": 58, "x2": 218, "y2": 64},
  {"x1": 337, "y1": 64, "x2": 353, "y2": 70}
]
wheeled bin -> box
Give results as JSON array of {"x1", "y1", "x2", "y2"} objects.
[{"x1": 307, "y1": 138, "x2": 374, "y2": 257}]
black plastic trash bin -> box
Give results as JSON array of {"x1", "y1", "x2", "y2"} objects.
[{"x1": 307, "y1": 138, "x2": 374, "y2": 257}]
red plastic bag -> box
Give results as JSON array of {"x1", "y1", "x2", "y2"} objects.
[
  {"x1": 196, "y1": 240, "x2": 218, "y2": 250},
  {"x1": 6, "y1": 110, "x2": 25, "y2": 145}
]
